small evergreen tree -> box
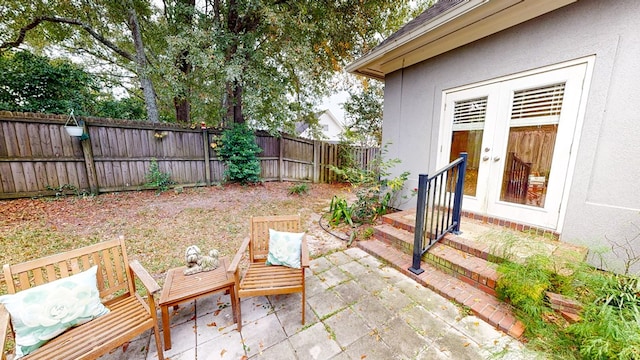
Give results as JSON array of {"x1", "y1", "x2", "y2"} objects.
[{"x1": 216, "y1": 124, "x2": 262, "y2": 184}]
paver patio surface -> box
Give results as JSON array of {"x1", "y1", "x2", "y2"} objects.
[{"x1": 98, "y1": 247, "x2": 531, "y2": 360}]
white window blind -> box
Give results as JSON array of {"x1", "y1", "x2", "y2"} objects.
[
  {"x1": 510, "y1": 83, "x2": 565, "y2": 126},
  {"x1": 453, "y1": 97, "x2": 487, "y2": 131}
]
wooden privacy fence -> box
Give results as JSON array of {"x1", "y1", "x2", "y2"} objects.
[{"x1": 0, "y1": 112, "x2": 378, "y2": 199}]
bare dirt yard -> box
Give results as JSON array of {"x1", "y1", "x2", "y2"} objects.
[{"x1": 0, "y1": 182, "x2": 354, "y2": 287}]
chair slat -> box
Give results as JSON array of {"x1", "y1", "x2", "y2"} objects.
[
  {"x1": 58, "y1": 260, "x2": 69, "y2": 278},
  {"x1": 111, "y1": 247, "x2": 126, "y2": 285},
  {"x1": 45, "y1": 264, "x2": 57, "y2": 282},
  {"x1": 18, "y1": 273, "x2": 30, "y2": 292},
  {"x1": 69, "y1": 257, "x2": 81, "y2": 274},
  {"x1": 80, "y1": 254, "x2": 91, "y2": 271},
  {"x1": 32, "y1": 268, "x2": 45, "y2": 286},
  {"x1": 92, "y1": 252, "x2": 105, "y2": 291},
  {"x1": 102, "y1": 249, "x2": 116, "y2": 288}
]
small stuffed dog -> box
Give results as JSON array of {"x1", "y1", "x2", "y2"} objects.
[{"x1": 183, "y1": 245, "x2": 220, "y2": 275}]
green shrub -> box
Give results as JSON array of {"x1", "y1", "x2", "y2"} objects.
[
  {"x1": 288, "y1": 183, "x2": 309, "y2": 195},
  {"x1": 146, "y1": 158, "x2": 174, "y2": 193},
  {"x1": 496, "y1": 255, "x2": 554, "y2": 317},
  {"x1": 216, "y1": 124, "x2": 262, "y2": 184},
  {"x1": 568, "y1": 273, "x2": 640, "y2": 359},
  {"x1": 497, "y1": 252, "x2": 640, "y2": 359},
  {"x1": 329, "y1": 144, "x2": 409, "y2": 224}
]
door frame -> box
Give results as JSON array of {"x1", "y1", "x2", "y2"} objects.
[{"x1": 436, "y1": 56, "x2": 595, "y2": 232}]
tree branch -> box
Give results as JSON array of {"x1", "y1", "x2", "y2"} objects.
[
  {"x1": 0, "y1": 18, "x2": 45, "y2": 51},
  {"x1": 0, "y1": 16, "x2": 135, "y2": 62}
]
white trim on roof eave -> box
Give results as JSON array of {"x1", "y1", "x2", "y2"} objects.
[
  {"x1": 346, "y1": 0, "x2": 577, "y2": 79},
  {"x1": 345, "y1": 0, "x2": 490, "y2": 75}
]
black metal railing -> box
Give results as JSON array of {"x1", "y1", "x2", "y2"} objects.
[{"x1": 409, "y1": 153, "x2": 467, "y2": 275}]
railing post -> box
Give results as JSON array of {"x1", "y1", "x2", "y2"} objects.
[
  {"x1": 409, "y1": 174, "x2": 428, "y2": 275},
  {"x1": 452, "y1": 152, "x2": 467, "y2": 234}
]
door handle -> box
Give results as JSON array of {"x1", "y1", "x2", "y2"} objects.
[{"x1": 493, "y1": 156, "x2": 501, "y2": 162}]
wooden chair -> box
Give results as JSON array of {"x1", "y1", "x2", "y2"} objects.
[
  {"x1": 0, "y1": 237, "x2": 164, "y2": 360},
  {"x1": 228, "y1": 215, "x2": 309, "y2": 330}
]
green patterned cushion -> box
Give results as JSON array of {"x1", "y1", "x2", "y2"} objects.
[
  {"x1": 266, "y1": 229, "x2": 304, "y2": 269},
  {"x1": 0, "y1": 265, "x2": 110, "y2": 358}
]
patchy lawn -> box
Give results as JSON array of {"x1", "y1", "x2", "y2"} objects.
[{"x1": 0, "y1": 182, "x2": 352, "y2": 289}]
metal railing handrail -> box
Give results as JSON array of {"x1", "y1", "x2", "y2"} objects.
[{"x1": 409, "y1": 153, "x2": 467, "y2": 275}]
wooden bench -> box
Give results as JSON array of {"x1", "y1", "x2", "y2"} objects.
[
  {"x1": 0, "y1": 237, "x2": 164, "y2": 360},
  {"x1": 228, "y1": 215, "x2": 309, "y2": 329}
]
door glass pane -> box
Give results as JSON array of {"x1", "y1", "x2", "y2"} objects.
[
  {"x1": 450, "y1": 130, "x2": 482, "y2": 196},
  {"x1": 500, "y1": 124, "x2": 558, "y2": 207},
  {"x1": 500, "y1": 83, "x2": 564, "y2": 207},
  {"x1": 450, "y1": 97, "x2": 487, "y2": 197}
]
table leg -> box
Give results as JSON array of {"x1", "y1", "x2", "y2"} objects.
[{"x1": 161, "y1": 305, "x2": 172, "y2": 350}]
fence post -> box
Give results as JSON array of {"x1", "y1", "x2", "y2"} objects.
[
  {"x1": 80, "y1": 121, "x2": 99, "y2": 194},
  {"x1": 278, "y1": 136, "x2": 284, "y2": 182},
  {"x1": 452, "y1": 152, "x2": 467, "y2": 234},
  {"x1": 313, "y1": 140, "x2": 319, "y2": 183},
  {"x1": 409, "y1": 174, "x2": 429, "y2": 275},
  {"x1": 202, "y1": 129, "x2": 211, "y2": 186}
]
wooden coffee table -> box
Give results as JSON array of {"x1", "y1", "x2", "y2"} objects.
[{"x1": 159, "y1": 257, "x2": 238, "y2": 350}]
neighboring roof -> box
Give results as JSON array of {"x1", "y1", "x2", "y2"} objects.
[
  {"x1": 346, "y1": 0, "x2": 577, "y2": 80},
  {"x1": 295, "y1": 109, "x2": 343, "y2": 135}
]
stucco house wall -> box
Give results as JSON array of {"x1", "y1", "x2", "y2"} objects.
[{"x1": 381, "y1": 0, "x2": 640, "y2": 271}]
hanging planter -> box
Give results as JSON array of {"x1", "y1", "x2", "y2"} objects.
[{"x1": 64, "y1": 109, "x2": 84, "y2": 137}]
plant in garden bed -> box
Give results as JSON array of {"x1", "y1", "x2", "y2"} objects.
[
  {"x1": 328, "y1": 144, "x2": 410, "y2": 227},
  {"x1": 146, "y1": 158, "x2": 174, "y2": 193},
  {"x1": 496, "y1": 253, "x2": 640, "y2": 359},
  {"x1": 288, "y1": 183, "x2": 309, "y2": 195},
  {"x1": 44, "y1": 184, "x2": 89, "y2": 199}
]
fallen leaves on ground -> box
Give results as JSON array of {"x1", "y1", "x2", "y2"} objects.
[{"x1": 0, "y1": 182, "x2": 350, "y2": 290}]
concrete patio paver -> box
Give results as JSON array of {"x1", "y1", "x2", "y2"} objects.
[{"x1": 97, "y1": 247, "x2": 529, "y2": 360}]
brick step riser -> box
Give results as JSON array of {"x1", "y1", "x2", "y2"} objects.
[
  {"x1": 423, "y1": 252, "x2": 497, "y2": 297},
  {"x1": 373, "y1": 227, "x2": 413, "y2": 255},
  {"x1": 374, "y1": 225, "x2": 499, "y2": 298},
  {"x1": 381, "y1": 215, "x2": 415, "y2": 233}
]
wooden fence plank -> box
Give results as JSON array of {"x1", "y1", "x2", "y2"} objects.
[{"x1": 0, "y1": 115, "x2": 378, "y2": 198}]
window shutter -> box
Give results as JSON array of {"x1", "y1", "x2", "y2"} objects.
[
  {"x1": 453, "y1": 97, "x2": 487, "y2": 131},
  {"x1": 510, "y1": 83, "x2": 565, "y2": 125}
]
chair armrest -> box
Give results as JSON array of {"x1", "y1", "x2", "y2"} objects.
[
  {"x1": 301, "y1": 236, "x2": 310, "y2": 268},
  {"x1": 0, "y1": 304, "x2": 10, "y2": 359},
  {"x1": 228, "y1": 237, "x2": 251, "y2": 275},
  {"x1": 129, "y1": 260, "x2": 161, "y2": 295}
]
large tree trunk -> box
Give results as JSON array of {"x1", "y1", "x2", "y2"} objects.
[
  {"x1": 174, "y1": 49, "x2": 191, "y2": 123},
  {"x1": 128, "y1": 7, "x2": 159, "y2": 123},
  {"x1": 173, "y1": 0, "x2": 195, "y2": 123},
  {"x1": 233, "y1": 82, "x2": 244, "y2": 123}
]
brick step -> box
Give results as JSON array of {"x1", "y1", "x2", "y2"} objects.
[
  {"x1": 373, "y1": 223, "x2": 413, "y2": 255},
  {"x1": 356, "y1": 239, "x2": 524, "y2": 339},
  {"x1": 374, "y1": 222, "x2": 500, "y2": 296},
  {"x1": 381, "y1": 210, "x2": 416, "y2": 233},
  {"x1": 375, "y1": 222, "x2": 497, "y2": 262},
  {"x1": 425, "y1": 243, "x2": 499, "y2": 297},
  {"x1": 441, "y1": 234, "x2": 495, "y2": 262}
]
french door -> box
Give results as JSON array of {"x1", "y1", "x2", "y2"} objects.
[{"x1": 439, "y1": 62, "x2": 589, "y2": 230}]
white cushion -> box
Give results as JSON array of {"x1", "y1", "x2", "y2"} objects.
[
  {"x1": 0, "y1": 266, "x2": 109, "y2": 358},
  {"x1": 266, "y1": 229, "x2": 304, "y2": 269}
]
